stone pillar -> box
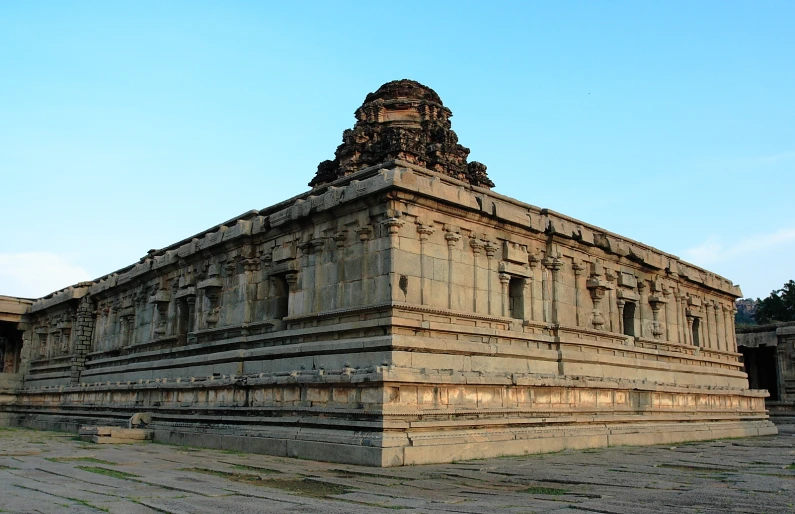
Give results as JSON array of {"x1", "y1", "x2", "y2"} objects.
[
  {"x1": 617, "y1": 299, "x2": 625, "y2": 335},
  {"x1": 542, "y1": 256, "x2": 563, "y2": 325},
  {"x1": 298, "y1": 241, "x2": 315, "y2": 313},
  {"x1": 776, "y1": 343, "x2": 788, "y2": 400},
  {"x1": 729, "y1": 306, "x2": 738, "y2": 352},
  {"x1": 703, "y1": 299, "x2": 713, "y2": 349},
  {"x1": 680, "y1": 295, "x2": 689, "y2": 345},
  {"x1": 637, "y1": 281, "x2": 647, "y2": 338},
  {"x1": 484, "y1": 241, "x2": 498, "y2": 315},
  {"x1": 357, "y1": 226, "x2": 374, "y2": 307},
  {"x1": 721, "y1": 304, "x2": 731, "y2": 351},
  {"x1": 311, "y1": 238, "x2": 326, "y2": 313},
  {"x1": 334, "y1": 230, "x2": 348, "y2": 310},
  {"x1": 243, "y1": 256, "x2": 260, "y2": 324},
  {"x1": 445, "y1": 231, "x2": 462, "y2": 310},
  {"x1": 528, "y1": 253, "x2": 539, "y2": 321},
  {"x1": 70, "y1": 295, "x2": 96, "y2": 385},
  {"x1": 499, "y1": 273, "x2": 510, "y2": 317},
  {"x1": 573, "y1": 262, "x2": 585, "y2": 327},
  {"x1": 713, "y1": 301, "x2": 721, "y2": 350},
  {"x1": 381, "y1": 218, "x2": 403, "y2": 305},
  {"x1": 416, "y1": 223, "x2": 434, "y2": 306},
  {"x1": 470, "y1": 238, "x2": 484, "y2": 313},
  {"x1": 605, "y1": 269, "x2": 617, "y2": 332},
  {"x1": 662, "y1": 287, "x2": 672, "y2": 342},
  {"x1": 285, "y1": 272, "x2": 299, "y2": 317}
]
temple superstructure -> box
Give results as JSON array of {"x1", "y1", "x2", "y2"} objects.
[{"x1": 0, "y1": 80, "x2": 775, "y2": 466}]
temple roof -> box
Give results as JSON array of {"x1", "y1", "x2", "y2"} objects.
[{"x1": 309, "y1": 79, "x2": 493, "y2": 189}]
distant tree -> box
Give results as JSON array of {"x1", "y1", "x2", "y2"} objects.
[
  {"x1": 754, "y1": 280, "x2": 795, "y2": 324},
  {"x1": 734, "y1": 299, "x2": 757, "y2": 326}
]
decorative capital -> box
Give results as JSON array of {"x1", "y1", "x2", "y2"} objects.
[
  {"x1": 285, "y1": 272, "x2": 299, "y2": 291},
  {"x1": 469, "y1": 238, "x2": 484, "y2": 254},
  {"x1": 356, "y1": 225, "x2": 374, "y2": 241},
  {"x1": 416, "y1": 223, "x2": 435, "y2": 240},
  {"x1": 498, "y1": 273, "x2": 511, "y2": 285},
  {"x1": 444, "y1": 231, "x2": 462, "y2": 246},
  {"x1": 484, "y1": 241, "x2": 498, "y2": 257},
  {"x1": 381, "y1": 218, "x2": 404, "y2": 235},
  {"x1": 334, "y1": 230, "x2": 348, "y2": 247},
  {"x1": 542, "y1": 257, "x2": 563, "y2": 271}
]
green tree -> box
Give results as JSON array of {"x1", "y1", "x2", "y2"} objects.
[{"x1": 754, "y1": 280, "x2": 795, "y2": 324}]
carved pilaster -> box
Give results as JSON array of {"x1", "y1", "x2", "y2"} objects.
[
  {"x1": 637, "y1": 281, "x2": 647, "y2": 338},
  {"x1": 484, "y1": 241, "x2": 498, "y2": 315},
  {"x1": 445, "y1": 231, "x2": 462, "y2": 309},
  {"x1": 605, "y1": 269, "x2": 617, "y2": 332},
  {"x1": 542, "y1": 256, "x2": 563, "y2": 325},
  {"x1": 527, "y1": 252, "x2": 540, "y2": 321},
  {"x1": 470, "y1": 238, "x2": 484, "y2": 313},
  {"x1": 416, "y1": 223, "x2": 435, "y2": 306},
  {"x1": 499, "y1": 272, "x2": 511, "y2": 317},
  {"x1": 573, "y1": 262, "x2": 585, "y2": 326}
]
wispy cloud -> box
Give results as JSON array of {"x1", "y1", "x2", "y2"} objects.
[
  {"x1": 0, "y1": 252, "x2": 92, "y2": 299},
  {"x1": 683, "y1": 227, "x2": 795, "y2": 266}
]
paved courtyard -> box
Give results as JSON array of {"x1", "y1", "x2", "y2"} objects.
[{"x1": 0, "y1": 423, "x2": 793, "y2": 514}]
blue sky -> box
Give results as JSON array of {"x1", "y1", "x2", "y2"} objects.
[{"x1": 1, "y1": 1, "x2": 793, "y2": 300}]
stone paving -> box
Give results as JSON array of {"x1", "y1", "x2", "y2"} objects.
[{"x1": 0, "y1": 423, "x2": 793, "y2": 514}]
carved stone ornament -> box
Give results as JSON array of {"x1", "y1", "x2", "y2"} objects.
[{"x1": 309, "y1": 79, "x2": 494, "y2": 189}]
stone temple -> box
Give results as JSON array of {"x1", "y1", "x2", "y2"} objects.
[{"x1": 0, "y1": 80, "x2": 776, "y2": 466}]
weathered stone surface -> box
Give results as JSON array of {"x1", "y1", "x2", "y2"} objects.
[{"x1": 309, "y1": 79, "x2": 493, "y2": 188}]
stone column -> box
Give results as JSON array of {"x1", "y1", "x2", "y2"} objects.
[
  {"x1": 242, "y1": 256, "x2": 260, "y2": 324},
  {"x1": 285, "y1": 272, "x2": 299, "y2": 317},
  {"x1": 445, "y1": 231, "x2": 462, "y2": 310},
  {"x1": 719, "y1": 302, "x2": 729, "y2": 351},
  {"x1": 311, "y1": 238, "x2": 326, "y2": 313},
  {"x1": 528, "y1": 253, "x2": 539, "y2": 321},
  {"x1": 357, "y1": 226, "x2": 374, "y2": 307},
  {"x1": 573, "y1": 262, "x2": 585, "y2": 327},
  {"x1": 484, "y1": 241, "x2": 498, "y2": 315},
  {"x1": 605, "y1": 269, "x2": 617, "y2": 332},
  {"x1": 776, "y1": 343, "x2": 788, "y2": 400},
  {"x1": 703, "y1": 299, "x2": 713, "y2": 349},
  {"x1": 662, "y1": 287, "x2": 672, "y2": 342},
  {"x1": 298, "y1": 241, "x2": 315, "y2": 314},
  {"x1": 637, "y1": 281, "x2": 647, "y2": 338},
  {"x1": 416, "y1": 223, "x2": 434, "y2": 306},
  {"x1": 542, "y1": 256, "x2": 563, "y2": 325},
  {"x1": 381, "y1": 218, "x2": 403, "y2": 304},
  {"x1": 680, "y1": 295, "x2": 689, "y2": 345},
  {"x1": 499, "y1": 273, "x2": 511, "y2": 317},
  {"x1": 617, "y1": 298, "x2": 625, "y2": 335},
  {"x1": 470, "y1": 238, "x2": 484, "y2": 313},
  {"x1": 334, "y1": 230, "x2": 348, "y2": 310}
]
